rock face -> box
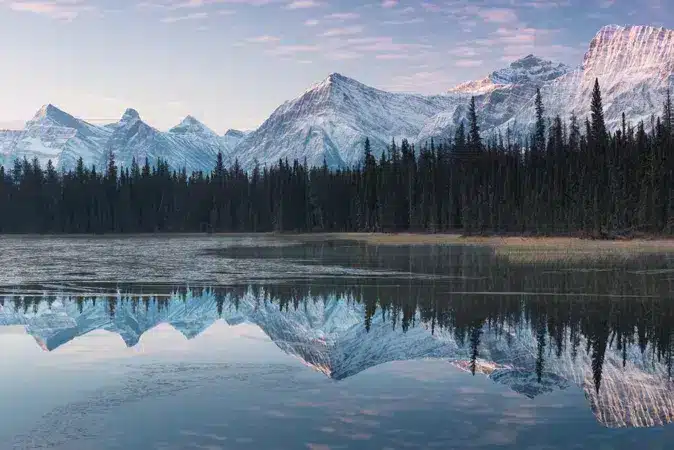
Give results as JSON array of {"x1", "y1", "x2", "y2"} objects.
[
  {"x1": 506, "y1": 25, "x2": 674, "y2": 131},
  {"x1": 2, "y1": 290, "x2": 674, "y2": 429},
  {"x1": 1, "y1": 25, "x2": 672, "y2": 171}
]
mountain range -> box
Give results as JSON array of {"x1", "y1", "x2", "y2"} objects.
[
  {"x1": 2, "y1": 290, "x2": 674, "y2": 429},
  {"x1": 1, "y1": 24, "x2": 672, "y2": 172}
]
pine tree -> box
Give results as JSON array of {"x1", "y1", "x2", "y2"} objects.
[
  {"x1": 534, "y1": 88, "x2": 546, "y2": 153},
  {"x1": 467, "y1": 97, "x2": 481, "y2": 152}
]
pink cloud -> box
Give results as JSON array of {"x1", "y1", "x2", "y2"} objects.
[
  {"x1": 8, "y1": 0, "x2": 92, "y2": 20},
  {"x1": 421, "y1": 2, "x2": 441, "y2": 12},
  {"x1": 321, "y1": 25, "x2": 364, "y2": 36},
  {"x1": 285, "y1": 0, "x2": 321, "y2": 9},
  {"x1": 455, "y1": 59, "x2": 483, "y2": 67},
  {"x1": 267, "y1": 44, "x2": 320, "y2": 56},
  {"x1": 160, "y1": 11, "x2": 208, "y2": 22},
  {"x1": 477, "y1": 8, "x2": 518, "y2": 23},
  {"x1": 325, "y1": 12, "x2": 359, "y2": 20},
  {"x1": 381, "y1": 0, "x2": 397, "y2": 8},
  {"x1": 246, "y1": 35, "x2": 281, "y2": 42},
  {"x1": 375, "y1": 53, "x2": 410, "y2": 60}
]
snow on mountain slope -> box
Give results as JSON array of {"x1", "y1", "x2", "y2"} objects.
[
  {"x1": 232, "y1": 73, "x2": 459, "y2": 169},
  {"x1": 1, "y1": 25, "x2": 671, "y2": 171},
  {"x1": 448, "y1": 54, "x2": 571, "y2": 95},
  {"x1": 506, "y1": 25, "x2": 674, "y2": 132},
  {"x1": 0, "y1": 106, "x2": 238, "y2": 173},
  {"x1": 2, "y1": 291, "x2": 674, "y2": 428},
  {"x1": 0, "y1": 104, "x2": 111, "y2": 171},
  {"x1": 102, "y1": 109, "x2": 229, "y2": 173}
]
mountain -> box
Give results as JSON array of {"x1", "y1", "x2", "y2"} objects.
[
  {"x1": 232, "y1": 25, "x2": 671, "y2": 168},
  {"x1": 2, "y1": 291, "x2": 674, "y2": 428},
  {"x1": 505, "y1": 25, "x2": 674, "y2": 131},
  {"x1": 448, "y1": 54, "x2": 572, "y2": 95},
  {"x1": 231, "y1": 56, "x2": 572, "y2": 169},
  {"x1": 231, "y1": 73, "x2": 460, "y2": 169},
  {"x1": 0, "y1": 104, "x2": 111, "y2": 171},
  {"x1": 0, "y1": 106, "x2": 240, "y2": 173},
  {"x1": 1, "y1": 25, "x2": 672, "y2": 171}
]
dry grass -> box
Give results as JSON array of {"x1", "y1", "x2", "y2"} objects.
[
  {"x1": 302, "y1": 232, "x2": 674, "y2": 250},
  {"x1": 283, "y1": 233, "x2": 674, "y2": 263}
]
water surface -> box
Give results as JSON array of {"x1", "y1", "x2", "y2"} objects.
[{"x1": 2, "y1": 235, "x2": 674, "y2": 449}]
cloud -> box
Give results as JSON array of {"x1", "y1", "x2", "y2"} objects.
[
  {"x1": 381, "y1": 0, "x2": 397, "y2": 8},
  {"x1": 324, "y1": 51, "x2": 363, "y2": 60},
  {"x1": 346, "y1": 36, "x2": 431, "y2": 53},
  {"x1": 7, "y1": 0, "x2": 94, "y2": 21},
  {"x1": 246, "y1": 35, "x2": 281, "y2": 43},
  {"x1": 267, "y1": 44, "x2": 320, "y2": 56},
  {"x1": 385, "y1": 71, "x2": 455, "y2": 92},
  {"x1": 448, "y1": 46, "x2": 479, "y2": 57},
  {"x1": 324, "y1": 12, "x2": 359, "y2": 20},
  {"x1": 375, "y1": 53, "x2": 410, "y2": 60},
  {"x1": 599, "y1": 0, "x2": 615, "y2": 7},
  {"x1": 285, "y1": 0, "x2": 320, "y2": 9},
  {"x1": 304, "y1": 18, "x2": 319, "y2": 25},
  {"x1": 138, "y1": 0, "x2": 274, "y2": 9},
  {"x1": 421, "y1": 2, "x2": 441, "y2": 12},
  {"x1": 160, "y1": 11, "x2": 208, "y2": 22},
  {"x1": 321, "y1": 25, "x2": 364, "y2": 37},
  {"x1": 477, "y1": 8, "x2": 518, "y2": 23},
  {"x1": 382, "y1": 17, "x2": 423, "y2": 25},
  {"x1": 454, "y1": 59, "x2": 483, "y2": 67}
]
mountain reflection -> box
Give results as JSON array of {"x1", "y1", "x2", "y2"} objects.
[{"x1": 1, "y1": 246, "x2": 674, "y2": 429}]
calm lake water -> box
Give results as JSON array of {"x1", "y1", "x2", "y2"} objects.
[{"x1": 2, "y1": 235, "x2": 674, "y2": 449}]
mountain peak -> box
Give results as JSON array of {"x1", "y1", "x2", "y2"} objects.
[
  {"x1": 489, "y1": 54, "x2": 570, "y2": 85},
  {"x1": 31, "y1": 104, "x2": 67, "y2": 121},
  {"x1": 169, "y1": 115, "x2": 216, "y2": 136},
  {"x1": 121, "y1": 108, "x2": 140, "y2": 123},
  {"x1": 327, "y1": 72, "x2": 347, "y2": 82}
]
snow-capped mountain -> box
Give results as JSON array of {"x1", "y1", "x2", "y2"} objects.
[
  {"x1": 2, "y1": 290, "x2": 674, "y2": 428},
  {"x1": 1, "y1": 25, "x2": 671, "y2": 171},
  {"x1": 505, "y1": 25, "x2": 674, "y2": 131},
  {"x1": 0, "y1": 106, "x2": 240, "y2": 173},
  {"x1": 231, "y1": 73, "x2": 460, "y2": 169},
  {"x1": 448, "y1": 54, "x2": 571, "y2": 95},
  {"x1": 0, "y1": 104, "x2": 111, "y2": 171},
  {"x1": 232, "y1": 55, "x2": 572, "y2": 169}
]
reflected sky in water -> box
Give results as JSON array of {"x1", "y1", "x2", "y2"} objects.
[{"x1": 2, "y1": 236, "x2": 674, "y2": 449}]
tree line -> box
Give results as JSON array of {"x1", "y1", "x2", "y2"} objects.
[{"x1": 0, "y1": 79, "x2": 672, "y2": 235}]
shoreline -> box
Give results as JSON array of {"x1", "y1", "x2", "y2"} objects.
[{"x1": 2, "y1": 231, "x2": 674, "y2": 250}]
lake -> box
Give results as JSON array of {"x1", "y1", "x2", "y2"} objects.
[{"x1": 2, "y1": 235, "x2": 674, "y2": 449}]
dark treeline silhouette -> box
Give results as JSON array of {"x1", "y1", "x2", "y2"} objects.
[
  {"x1": 3, "y1": 243, "x2": 674, "y2": 392},
  {"x1": 0, "y1": 80, "x2": 672, "y2": 235}
]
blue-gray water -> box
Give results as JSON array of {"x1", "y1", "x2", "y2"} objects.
[{"x1": 2, "y1": 235, "x2": 674, "y2": 449}]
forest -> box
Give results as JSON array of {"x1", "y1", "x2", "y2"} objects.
[{"x1": 0, "y1": 79, "x2": 672, "y2": 235}]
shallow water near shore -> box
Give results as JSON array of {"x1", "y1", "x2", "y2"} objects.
[{"x1": 2, "y1": 235, "x2": 674, "y2": 449}]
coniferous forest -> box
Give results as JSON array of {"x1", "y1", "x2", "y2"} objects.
[{"x1": 0, "y1": 80, "x2": 672, "y2": 235}]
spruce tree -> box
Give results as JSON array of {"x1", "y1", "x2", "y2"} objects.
[
  {"x1": 467, "y1": 97, "x2": 481, "y2": 152},
  {"x1": 534, "y1": 88, "x2": 546, "y2": 153}
]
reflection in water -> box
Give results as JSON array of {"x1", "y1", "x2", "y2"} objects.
[
  {"x1": 2, "y1": 278, "x2": 674, "y2": 428},
  {"x1": 2, "y1": 242, "x2": 674, "y2": 434}
]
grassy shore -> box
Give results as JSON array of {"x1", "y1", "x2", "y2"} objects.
[
  {"x1": 282, "y1": 232, "x2": 674, "y2": 263},
  {"x1": 287, "y1": 232, "x2": 674, "y2": 248}
]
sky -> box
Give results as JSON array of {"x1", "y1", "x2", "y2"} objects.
[{"x1": 0, "y1": 0, "x2": 671, "y2": 133}]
